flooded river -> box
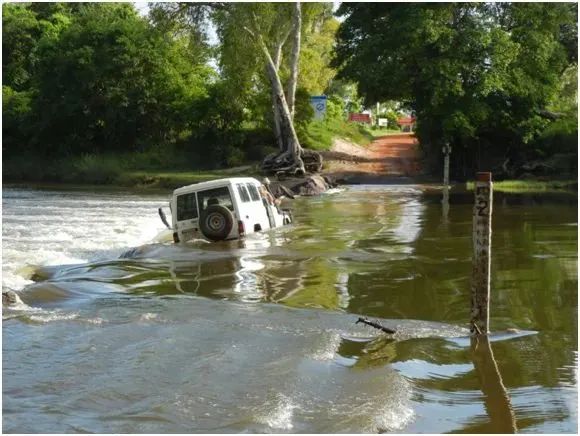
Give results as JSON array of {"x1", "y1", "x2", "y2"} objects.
[{"x1": 2, "y1": 185, "x2": 577, "y2": 433}]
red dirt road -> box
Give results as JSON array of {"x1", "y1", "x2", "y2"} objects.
[
  {"x1": 365, "y1": 133, "x2": 421, "y2": 176},
  {"x1": 322, "y1": 133, "x2": 422, "y2": 179}
]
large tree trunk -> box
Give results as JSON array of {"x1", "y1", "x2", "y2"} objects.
[
  {"x1": 287, "y1": 1, "x2": 301, "y2": 120},
  {"x1": 257, "y1": 36, "x2": 305, "y2": 175},
  {"x1": 271, "y1": 41, "x2": 285, "y2": 152},
  {"x1": 244, "y1": 6, "x2": 321, "y2": 176}
]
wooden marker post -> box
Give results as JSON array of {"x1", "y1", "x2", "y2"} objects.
[
  {"x1": 471, "y1": 172, "x2": 493, "y2": 334},
  {"x1": 442, "y1": 184, "x2": 450, "y2": 226},
  {"x1": 442, "y1": 143, "x2": 452, "y2": 186}
]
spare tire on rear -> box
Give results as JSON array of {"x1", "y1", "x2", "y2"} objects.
[{"x1": 199, "y1": 205, "x2": 234, "y2": 241}]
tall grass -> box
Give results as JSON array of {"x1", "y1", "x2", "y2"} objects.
[
  {"x1": 299, "y1": 118, "x2": 374, "y2": 150},
  {"x1": 4, "y1": 154, "x2": 124, "y2": 184},
  {"x1": 466, "y1": 180, "x2": 577, "y2": 193}
]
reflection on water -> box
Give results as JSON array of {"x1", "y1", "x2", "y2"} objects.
[{"x1": 2, "y1": 185, "x2": 577, "y2": 433}]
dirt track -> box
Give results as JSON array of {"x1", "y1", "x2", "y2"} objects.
[{"x1": 321, "y1": 133, "x2": 422, "y2": 181}]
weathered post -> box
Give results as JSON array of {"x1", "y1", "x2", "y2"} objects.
[
  {"x1": 471, "y1": 172, "x2": 493, "y2": 334},
  {"x1": 441, "y1": 184, "x2": 450, "y2": 226},
  {"x1": 442, "y1": 143, "x2": 452, "y2": 186}
]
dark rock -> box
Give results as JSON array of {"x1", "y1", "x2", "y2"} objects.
[
  {"x1": 269, "y1": 174, "x2": 331, "y2": 197},
  {"x1": 3, "y1": 290, "x2": 19, "y2": 306}
]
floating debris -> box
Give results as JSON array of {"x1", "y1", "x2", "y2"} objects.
[{"x1": 356, "y1": 317, "x2": 396, "y2": 334}]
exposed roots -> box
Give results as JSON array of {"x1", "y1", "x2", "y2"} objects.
[{"x1": 261, "y1": 148, "x2": 322, "y2": 177}]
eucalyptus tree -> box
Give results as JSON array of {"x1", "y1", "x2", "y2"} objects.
[{"x1": 151, "y1": 2, "x2": 329, "y2": 175}]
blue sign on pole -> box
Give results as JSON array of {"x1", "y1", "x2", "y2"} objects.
[{"x1": 310, "y1": 95, "x2": 327, "y2": 120}]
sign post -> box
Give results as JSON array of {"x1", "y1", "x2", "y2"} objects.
[
  {"x1": 471, "y1": 172, "x2": 493, "y2": 334},
  {"x1": 310, "y1": 96, "x2": 327, "y2": 120}
]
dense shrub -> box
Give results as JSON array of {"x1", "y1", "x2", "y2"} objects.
[{"x1": 532, "y1": 116, "x2": 578, "y2": 157}]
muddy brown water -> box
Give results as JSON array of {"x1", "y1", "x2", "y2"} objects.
[{"x1": 2, "y1": 185, "x2": 577, "y2": 433}]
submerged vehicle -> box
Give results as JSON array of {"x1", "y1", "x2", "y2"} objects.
[{"x1": 159, "y1": 177, "x2": 293, "y2": 243}]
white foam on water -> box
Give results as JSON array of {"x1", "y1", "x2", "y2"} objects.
[
  {"x1": 324, "y1": 187, "x2": 345, "y2": 195},
  {"x1": 370, "y1": 376, "x2": 415, "y2": 433},
  {"x1": 1, "y1": 292, "x2": 39, "y2": 317},
  {"x1": 3, "y1": 188, "x2": 167, "y2": 292},
  {"x1": 373, "y1": 401, "x2": 415, "y2": 432},
  {"x1": 27, "y1": 311, "x2": 80, "y2": 324},
  {"x1": 83, "y1": 317, "x2": 105, "y2": 325},
  {"x1": 139, "y1": 312, "x2": 159, "y2": 322},
  {"x1": 309, "y1": 331, "x2": 342, "y2": 361},
  {"x1": 256, "y1": 394, "x2": 297, "y2": 430},
  {"x1": 2, "y1": 271, "x2": 34, "y2": 291}
]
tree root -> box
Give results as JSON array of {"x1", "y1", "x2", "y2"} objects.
[{"x1": 261, "y1": 149, "x2": 322, "y2": 176}]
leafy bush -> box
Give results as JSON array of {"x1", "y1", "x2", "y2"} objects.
[
  {"x1": 223, "y1": 146, "x2": 245, "y2": 167},
  {"x1": 533, "y1": 116, "x2": 578, "y2": 157},
  {"x1": 71, "y1": 154, "x2": 123, "y2": 184}
]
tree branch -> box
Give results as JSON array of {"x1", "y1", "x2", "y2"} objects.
[
  {"x1": 242, "y1": 26, "x2": 255, "y2": 39},
  {"x1": 287, "y1": 1, "x2": 302, "y2": 120}
]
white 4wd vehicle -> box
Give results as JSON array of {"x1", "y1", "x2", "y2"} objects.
[{"x1": 161, "y1": 177, "x2": 292, "y2": 243}]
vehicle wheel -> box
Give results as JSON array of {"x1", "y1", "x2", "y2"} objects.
[{"x1": 199, "y1": 205, "x2": 234, "y2": 241}]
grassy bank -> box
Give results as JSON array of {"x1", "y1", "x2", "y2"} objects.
[
  {"x1": 466, "y1": 179, "x2": 577, "y2": 193},
  {"x1": 3, "y1": 154, "x2": 258, "y2": 190},
  {"x1": 300, "y1": 119, "x2": 376, "y2": 150},
  {"x1": 367, "y1": 128, "x2": 404, "y2": 138},
  {"x1": 118, "y1": 168, "x2": 258, "y2": 189},
  {"x1": 300, "y1": 120, "x2": 404, "y2": 150},
  {"x1": 4, "y1": 119, "x2": 390, "y2": 189}
]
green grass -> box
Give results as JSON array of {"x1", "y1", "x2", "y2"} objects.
[
  {"x1": 466, "y1": 179, "x2": 577, "y2": 193},
  {"x1": 3, "y1": 153, "x2": 258, "y2": 190},
  {"x1": 366, "y1": 127, "x2": 404, "y2": 138},
  {"x1": 300, "y1": 118, "x2": 375, "y2": 150},
  {"x1": 119, "y1": 167, "x2": 257, "y2": 189},
  {"x1": 299, "y1": 118, "x2": 408, "y2": 151}
]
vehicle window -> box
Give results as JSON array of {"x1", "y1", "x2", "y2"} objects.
[
  {"x1": 237, "y1": 184, "x2": 251, "y2": 203},
  {"x1": 176, "y1": 193, "x2": 198, "y2": 221},
  {"x1": 197, "y1": 187, "x2": 235, "y2": 212},
  {"x1": 246, "y1": 183, "x2": 261, "y2": 202}
]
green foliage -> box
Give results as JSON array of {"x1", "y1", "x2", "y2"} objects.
[
  {"x1": 299, "y1": 16, "x2": 339, "y2": 95},
  {"x1": 466, "y1": 179, "x2": 576, "y2": 193},
  {"x1": 2, "y1": 2, "x2": 213, "y2": 161},
  {"x1": 2, "y1": 85, "x2": 34, "y2": 150},
  {"x1": 32, "y1": 3, "x2": 212, "y2": 155},
  {"x1": 2, "y1": 4, "x2": 41, "y2": 90},
  {"x1": 3, "y1": 153, "x2": 122, "y2": 184},
  {"x1": 549, "y1": 63, "x2": 578, "y2": 115},
  {"x1": 334, "y1": 3, "x2": 577, "y2": 177},
  {"x1": 71, "y1": 154, "x2": 123, "y2": 184},
  {"x1": 383, "y1": 109, "x2": 401, "y2": 131},
  {"x1": 3, "y1": 1, "x2": 361, "y2": 184},
  {"x1": 533, "y1": 116, "x2": 578, "y2": 157},
  {"x1": 326, "y1": 79, "x2": 363, "y2": 114}
]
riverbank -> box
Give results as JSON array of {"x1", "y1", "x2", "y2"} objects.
[
  {"x1": 466, "y1": 179, "x2": 577, "y2": 193},
  {"x1": 4, "y1": 133, "x2": 576, "y2": 194},
  {"x1": 5, "y1": 164, "x2": 576, "y2": 196}
]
